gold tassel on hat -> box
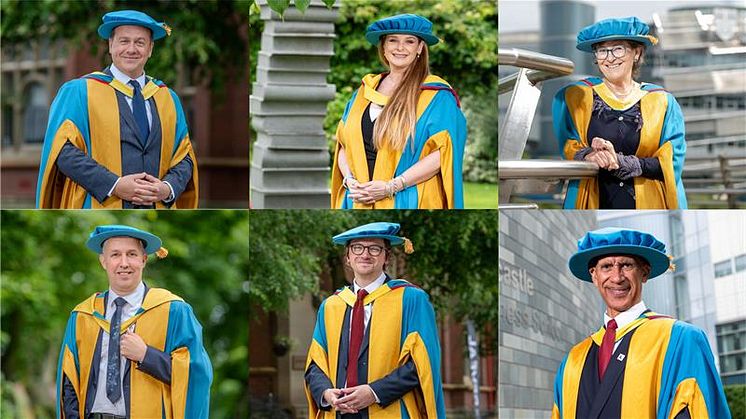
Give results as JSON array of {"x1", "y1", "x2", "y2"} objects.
[
  {"x1": 155, "y1": 247, "x2": 169, "y2": 259},
  {"x1": 668, "y1": 254, "x2": 676, "y2": 272},
  {"x1": 403, "y1": 238, "x2": 414, "y2": 254},
  {"x1": 162, "y1": 24, "x2": 172, "y2": 36}
]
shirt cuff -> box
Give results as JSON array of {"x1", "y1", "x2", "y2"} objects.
[
  {"x1": 320, "y1": 389, "x2": 331, "y2": 407},
  {"x1": 163, "y1": 181, "x2": 175, "y2": 203},
  {"x1": 370, "y1": 386, "x2": 381, "y2": 404},
  {"x1": 107, "y1": 177, "x2": 121, "y2": 197}
]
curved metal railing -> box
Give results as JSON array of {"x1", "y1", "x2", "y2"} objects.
[{"x1": 498, "y1": 48, "x2": 584, "y2": 207}]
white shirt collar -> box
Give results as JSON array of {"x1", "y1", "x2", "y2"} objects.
[
  {"x1": 109, "y1": 64, "x2": 146, "y2": 88},
  {"x1": 108, "y1": 281, "x2": 145, "y2": 311},
  {"x1": 353, "y1": 272, "x2": 386, "y2": 295},
  {"x1": 604, "y1": 300, "x2": 647, "y2": 330}
]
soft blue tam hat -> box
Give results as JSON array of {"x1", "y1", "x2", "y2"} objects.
[
  {"x1": 98, "y1": 10, "x2": 172, "y2": 40},
  {"x1": 86, "y1": 225, "x2": 168, "y2": 258},
  {"x1": 365, "y1": 14, "x2": 440, "y2": 46},
  {"x1": 576, "y1": 17, "x2": 658, "y2": 52},
  {"x1": 333, "y1": 222, "x2": 414, "y2": 254},
  {"x1": 568, "y1": 227, "x2": 673, "y2": 282}
]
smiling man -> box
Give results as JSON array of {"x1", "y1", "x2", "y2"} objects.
[
  {"x1": 552, "y1": 227, "x2": 731, "y2": 419},
  {"x1": 304, "y1": 222, "x2": 445, "y2": 418},
  {"x1": 56, "y1": 225, "x2": 212, "y2": 419},
  {"x1": 37, "y1": 10, "x2": 198, "y2": 209}
]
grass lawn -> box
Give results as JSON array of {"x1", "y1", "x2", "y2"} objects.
[{"x1": 465, "y1": 182, "x2": 498, "y2": 209}]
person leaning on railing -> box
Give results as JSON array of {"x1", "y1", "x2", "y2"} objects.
[
  {"x1": 552, "y1": 17, "x2": 687, "y2": 209},
  {"x1": 330, "y1": 14, "x2": 467, "y2": 209}
]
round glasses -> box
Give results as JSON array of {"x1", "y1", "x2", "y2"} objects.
[
  {"x1": 593, "y1": 45, "x2": 629, "y2": 60},
  {"x1": 349, "y1": 244, "x2": 385, "y2": 256}
]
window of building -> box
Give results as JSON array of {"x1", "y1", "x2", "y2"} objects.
[
  {"x1": 22, "y1": 81, "x2": 48, "y2": 144},
  {"x1": 735, "y1": 254, "x2": 746, "y2": 272},
  {"x1": 714, "y1": 259, "x2": 733, "y2": 278}
]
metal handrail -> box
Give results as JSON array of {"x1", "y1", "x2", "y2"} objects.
[
  {"x1": 499, "y1": 160, "x2": 598, "y2": 179},
  {"x1": 498, "y1": 48, "x2": 575, "y2": 75},
  {"x1": 498, "y1": 49, "x2": 575, "y2": 95}
]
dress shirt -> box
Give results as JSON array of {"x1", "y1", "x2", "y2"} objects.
[
  {"x1": 91, "y1": 281, "x2": 145, "y2": 415},
  {"x1": 603, "y1": 300, "x2": 647, "y2": 354}
]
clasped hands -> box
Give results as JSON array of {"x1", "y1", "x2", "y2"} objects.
[
  {"x1": 585, "y1": 137, "x2": 620, "y2": 171},
  {"x1": 114, "y1": 172, "x2": 170, "y2": 205},
  {"x1": 322, "y1": 385, "x2": 376, "y2": 414},
  {"x1": 347, "y1": 180, "x2": 389, "y2": 205}
]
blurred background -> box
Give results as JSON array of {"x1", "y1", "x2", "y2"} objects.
[
  {"x1": 249, "y1": 0, "x2": 498, "y2": 208},
  {"x1": 498, "y1": 0, "x2": 746, "y2": 208},
  {"x1": 499, "y1": 209, "x2": 746, "y2": 418},
  {"x1": 1, "y1": 0, "x2": 250, "y2": 208},
  {"x1": 0, "y1": 210, "x2": 249, "y2": 418},
  {"x1": 249, "y1": 210, "x2": 499, "y2": 418}
]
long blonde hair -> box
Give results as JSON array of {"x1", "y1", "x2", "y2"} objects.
[{"x1": 373, "y1": 36, "x2": 430, "y2": 151}]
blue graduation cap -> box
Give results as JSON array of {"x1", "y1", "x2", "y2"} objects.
[
  {"x1": 98, "y1": 10, "x2": 171, "y2": 40},
  {"x1": 576, "y1": 17, "x2": 658, "y2": 53},
  {"x1": 333, "y1": 222, "x2": 414, "y2": 253},
  {"x1": 365, "y1": 14, "x2": 440, "y2": 46},
  {"x1": 568, "y1": 227, "x2": 672, "y2": 282},
  {"x1": 86, "y1": 225, "x2": 168, "y2": 258}
]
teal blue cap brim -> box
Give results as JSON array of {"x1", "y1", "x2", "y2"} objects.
[
  {"x1": 333, "y1": 234, "x2": 404, "y2": 246},
  {"x1": 577, "y1": 35, "x2": 654, "y2": 52},
  {"x1": 568, "y1": 244, "x2": 670, "y2": 282},
  {"x1": 86, "y1": 230, "x2": 161, "y2": 254},
  {"x1": 365, "y1": 30, "x2": 439, "y2": 46},
  {"x1": 98, "y1": 21, "x2": 167, "y2": 40}
]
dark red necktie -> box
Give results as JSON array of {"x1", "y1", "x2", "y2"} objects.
[
  {"x1": 346, "y1": 289, "x2": 368, "y2": 387},
  {"x1": 598, "y1": 318, "x2": 618, "y2": 380}
]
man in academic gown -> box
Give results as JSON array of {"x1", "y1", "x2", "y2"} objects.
[
  {"x1": 552, "y1": 227, "x2": 731, "y2": 419},
  {"x1": 56, "y1": 225, "x2": 212, "y2": 419},
  {"x1": 304, "y1": 222, "x2": 446, "y2": 418},
  {"x1": 37, "y1": 10, "x2": 198, "y2": 209}
]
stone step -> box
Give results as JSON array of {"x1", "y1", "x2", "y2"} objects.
[
  {"x1": 251, "y1": 143, "x2": 330, "y2": 168},
  {"x1": 250, "y1": 165, "x2": 330, "y2": 189},
  {"x1": 256, "y1": 65, "x2": 329, "y2": 85},
  {"x1": 253, "y1": 131, "x2": 329, "y2": 150},
  {"x1": 251, "y1": 83, "x2": 335, "y2": 102},
  {"x1": 250, "y1": 189, "x2": 331, "y2": 209},
  {"x1": 250, "y1": 96, "x2": 329, "y2": 115},
  {"x1": 257, "y1": 52, "x2": 331, "y2": 72},
  {"x1": 261, "y1": 32, "x2": 335, "y2": 55},
  {"x1": 251, "y1": 114, "x2": 325, "y2": 133}
]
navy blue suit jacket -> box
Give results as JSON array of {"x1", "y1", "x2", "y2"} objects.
[
  {"x1": 55, "y1": 67, "x2": 193, "y2": 209},
  {"x1": 305, "y1": 278, "x2": 420, "y2": 418},
  {"x1": 61, "y1": 284, "x2": 173, "y2": 418}
]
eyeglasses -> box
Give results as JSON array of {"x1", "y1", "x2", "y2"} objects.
[
  {"x1": 593, "y1": 45, "x2": 629, "y2": 60},
  {"x1": 595, "y1": 261, "x2": 638, "y2": 273},
  {"x1": 349, "y1": 244, "x2": 385, "y2": 256}
]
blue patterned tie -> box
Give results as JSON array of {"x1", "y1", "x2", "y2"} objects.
[
  {"x1": 107, "y1": 297, "x2": 127, "y2": 403},
  {"x1": 128, "y1": 80, "x2": 150, "y2": 146}
]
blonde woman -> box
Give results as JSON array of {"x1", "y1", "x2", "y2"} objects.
[{"x1": 331, "y1": 14, "x2": 467, "y2": 209}]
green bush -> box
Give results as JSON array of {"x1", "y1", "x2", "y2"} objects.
[{"x1": 725, "y1": 384, "x2": 746, "y2": 419}]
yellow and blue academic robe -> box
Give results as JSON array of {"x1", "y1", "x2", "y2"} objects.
[
  {"x1": 56, "y1": 287, "x2": 212, "y2": 418},
  {"x1": 552, "y1": 312, "x2": 731, "y2": 419},
  {"x1": 552, "y1": 77, "x2": 687, "y2": 209},
  {"x1": 331, "y1": 73, "x2": 467, "y2": 209},
  {"x1": 36, "y1": 70, "x2": 198, "y2": 209},
  {"x1": 304, "y1": 279, "x2": 445, "y2": 418}
]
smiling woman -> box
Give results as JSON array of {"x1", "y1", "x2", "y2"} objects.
[
  {"x1": 552, "y1": 17, "x2": 688, "y2": 210},
  {"x1": 331, "y1": 14, "x2": 467, "y2": 209}
]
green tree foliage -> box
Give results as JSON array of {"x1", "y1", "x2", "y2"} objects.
[
  {"x1": 1, "y1": 210, "x2": 249, "y2": 418},
  {"x1": 250, "y1": 0, "x2": 498, "y2": 183},
  {"x1": 725, "y1": 385, "x2": 745, "y2": 419},
  {"x1": 249, "y1": 210, "x2": 498, "y2": 352},
  {"x1": 0, "y1": 0, "x2": 248, "y2": 93},
  {"x1": 326, "y1": 0, "x2": 498, "y2": 182}
]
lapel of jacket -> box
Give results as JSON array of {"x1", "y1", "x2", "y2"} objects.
[{"x1": 587, "y1": 324, "x2": 637, "y2": 418}]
